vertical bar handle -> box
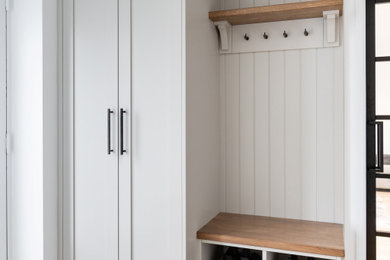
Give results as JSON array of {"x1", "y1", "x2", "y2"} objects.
[
  {"x1": 120, "y1": 108, "x2": 127, "y2": 155},
  {"x1": 107, "y1": 109, "x2": 114, "y2": 154},
  {"x1": 377, "y1": 121, "x2": 384, "y2": 172}
]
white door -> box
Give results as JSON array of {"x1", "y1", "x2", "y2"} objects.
[
  {"x1": 63, "y1": 0, "x2": 131, "y2": 259},
  {"x1": 74, "y1": 0, "x2": 122, "y2": 259}
]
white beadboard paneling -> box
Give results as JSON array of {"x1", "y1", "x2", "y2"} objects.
[
  {"x1": 269, "y1": 0, "x2": 284, "y2": 4},
  {"x1": 254, "y1": 0, "x2": 269, "y2": 6},
  {"x1": 220, "y1": 55, "x2": 227, "y2": 212},
  {"x1": 239, "y1": 53, "x2": 255, "y2": 214},
  {"x1": 269, "y1": 51, "x2": 285, "y2": 218},
  {"x1": 226, "y1": 54, "x2": 240, "y2": 213},
  {"x1": 334, "y1": 46, "x2": 344, "y2": 224},
  {"x1": 220, "y1": 0, "x2": 344, "y2": 226},
  {"x1": 285, "y1": 50, "x2": 301, "y2": 220},
  {"x1": 316, "y1": 48, "x2": 335, "y2": 223},
  {"x1": 300, "y1": 49, "x2": 317, "y2": 221},
  {"x1": 254, "y1": 52, "x2": 270, "y2": 216},
  {"x1": 224, "y1": 0, "x2": 239, "y2": 9},
  {"x1": 219, "y1": 0, "x2": 225, "y2": 10},
  {"x1": 240, "y1": 0, "x2": 254, "y2": 8}
]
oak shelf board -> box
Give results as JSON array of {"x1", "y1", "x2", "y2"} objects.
[
  {"x1": 197, "y1": 213, "x2": 345, "y2": 257},
  {"x1": 209, "y1": 0, "x2": 343, "y2": 25}
]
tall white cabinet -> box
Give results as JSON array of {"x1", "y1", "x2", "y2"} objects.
[
  {"x1": 61, "y1": 0, "x2": 184, "y2": 259},
  {"x1": 73, "y1": 0, "x2": 131, "y2": 259}
]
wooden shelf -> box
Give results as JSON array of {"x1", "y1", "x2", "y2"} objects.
[
  {"x1": 197, "y1": 213, "x2": 345, "y2": 258},
  {"x1": 209, "y1": 0, "x2": 343, "y2": 25}
]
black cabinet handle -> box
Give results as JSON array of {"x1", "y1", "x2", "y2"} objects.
[
  {"x1": 120, "y1": 108, "x2": 127, "y2": 155},
  {"x1": 377, "y1": 121, "x2": 384, "y2": 172},
  {"x1": 369, "y1": 121, "x2": 384, "y2": 172},
  {"x1": 107, "y1": 109, "x2": 114, "y2": 154}
]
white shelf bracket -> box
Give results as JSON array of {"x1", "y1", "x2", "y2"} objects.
[
  {"x1": 323, "y1": 10, "x2": 340, "y2": 47},
  {"x1": 214, "y1": 21, "x2": 232, "y2": 53}
]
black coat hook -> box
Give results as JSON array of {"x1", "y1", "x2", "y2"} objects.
[
  {"x1": 244, "y1": 33, "x2": 250, "y2": 41},
  {"x1": 304, "y1": 29, "x2": 309, "y2": 36},
  {"x1": 263, "y1": 32, "x2": 269, "y2": 40},
  {"x1": 283, "y1": 30, "x2": 288, "y2": 38}
]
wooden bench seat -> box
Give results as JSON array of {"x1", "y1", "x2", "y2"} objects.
[{"x1": 197, "y1": 213, "x2": 345, "y2": 259}]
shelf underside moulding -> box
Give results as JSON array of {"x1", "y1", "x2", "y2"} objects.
[{"x1": 209, "y1": 0, "x2": 343, "y2": 25}]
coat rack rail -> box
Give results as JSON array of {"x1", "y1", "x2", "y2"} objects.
[{"x1": 211, "y1": 0, "x2": 342, "y2": 53}]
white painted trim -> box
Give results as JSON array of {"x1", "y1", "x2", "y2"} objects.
[
  {"x1": 343, "y1": 0, "x2": 366, "y2": 259},
  {"x1": 200, "y1": 240, "x2": 342, "y2": 260},
  {"x1": 43, "y1": 0, "x2": 59, "y2": 259},
  {"x1": 61, "y1": 0, "x2": 74, "y2": 258},
  {"x1": 0, "y1": 0, "x2": 6, "y2": 259},
  {"x1": 118, "y1": 0, "x2": 132, "y2": 258},
  {"x1": 323, "y1": 10, "x2": 340, "y2": 47},
  {"x1": 181, "y1": 0, "x2": 186, "y2": 258},
  {"x1": 57, "y1": 0, "x2": 63, "y2": 259},
  {"x1": 214, "y1": 21, "x2": 232, "y2": 53}
]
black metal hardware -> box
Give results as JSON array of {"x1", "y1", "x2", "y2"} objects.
[
  {"x1": 283, "y1": 30, "x2": 288, "y2": 38},
  {"x1": 244, "y1": 33, "x2": 250, "y2": 41},
  {"x1": 368, "y1": 121, "x2": 384, "y2": 172},
  {"x1": 304, "y1": 29, "x2": 309, "y2": 36},
  {"x1": 377, "y1": 231, "x2": 390, "y2": 238},
  {"x1": 120, "y1": 108, "x2": 127, "y2": 155},
  {"x1": 107, "y1": 109, "x2": 114, "y2": 154},
  {"x1": 376, "y1": 187, "x2": 390, "y2": 192},
  {"x1": 377, "y1": 121, "x2": 384, "y2": 172},
  {"x1": 263, "y1": 32, "x2": 268, "y2": 39},
  {"x1": 366, "y1": 0, "x2": 376, "y2": 258},
  {"x1": 375, "y1": 56, "x2": 390, "y2": 62},
  {"x1": 376, "y1": 173, "x2": 390, "y2": 179},
  {"x1": 376, "y1": 115, "x2": 390, "y2": 120}
]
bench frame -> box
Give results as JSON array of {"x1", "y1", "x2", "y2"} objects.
[{"x1": 200, "y1": 240, "x2": 343, "y2": 260}]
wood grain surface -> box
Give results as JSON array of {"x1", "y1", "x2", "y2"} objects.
[
  {"x1": 209, "y1": 0, "x2": 343, "y2": 25},
  {"x1": 197, "y1": 213, "x2": 345, "y2": 257}
]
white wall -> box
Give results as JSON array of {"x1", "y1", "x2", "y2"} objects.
[
  {"x1": 186, "y1": 0, "x2": 220, "y2": 259},
  {"x1": 219, "y1": 0, "x2": 344, "y2": 224},
  {"x1": 343, "y1": 0, "x2": 366, "y2": 259},
  {"x1": 42, "y1": 0, "x2": 58, "y2": 259},
  {"x1": 0, "y1": 0, "x2": 6, "y2": 259},
  {"x1": 7, "y1": 0, "x2": 57, "y2": 259}
]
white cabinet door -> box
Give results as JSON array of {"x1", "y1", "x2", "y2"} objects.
[
  {"x1": 118, "y1": 0, "x2": 132, "y2": 259},
  {"x1": 74, "y1": 0, "x2": 119, "y2": 259},
  {"x1": 132, "y1": 0, "x2": 184, "y2": 259}
]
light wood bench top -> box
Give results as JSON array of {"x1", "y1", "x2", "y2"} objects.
[
  {"x1": 197, "y1": 213, "x2": 345, "y2": 257},
  {"x1": 208, "y1": 0, "x2": 343, "y2": 25}
]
